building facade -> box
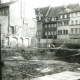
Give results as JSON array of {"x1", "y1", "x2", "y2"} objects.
[
  {"x1": 35, "y1": 6, "x2": 62, "y2": 46},
  {"x1": 1, "y1": 0, "x2": 37, "y2": 48},
  {"x1": 36, "y1": 3, "x2": 80, "y2": 45},
  {"x1": 57, "y1": 8, "x2": 70, "y2": 40},
  {"x1": 69, "y1": 5, "x2": 80, "y2": 43}
]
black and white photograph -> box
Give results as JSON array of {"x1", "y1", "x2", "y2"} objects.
[{"x1": 0, "y1": 0, "x2": 80, "y2": 80}]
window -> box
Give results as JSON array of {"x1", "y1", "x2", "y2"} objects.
[
  {"x1": 51, "y1": 24, "x2": 53, "y2": 28},
  {"x1": 60, "y1": 15, "x2": 63, "y2": 19},
  {"x1": 54, "y1": 18, "x2": 56, "y2": 21},
  {"x1": 0, "y1": 10, "x2": 4, "y2": 15},
  {"x1": 52, "y1": 18, "x2": 54, "y2": 21},
  {"x1": 4, "y1": 9, "x2": 8, "y2": 16},
  {"x1": 48, "y1": 18, "x2": 50, "y2": 21},
  {"x1": 58, "y1": 30, "x2": 62, "y2": 35},
  {"x1": 75, "y1": 12, "x2": 78, "y2": 17},
  {"x1": 64, "y1": 15, "x2": 67, "y2": 18},
  {"x1": 62, "y1": 22, "x2": 64, "y2": 26},
  {"x1": 39, "y1": 16, "x2": 41, "y2": 20},
  {"x1": 0, "y1": 9, "x2": 8, "y2": 16},
  {"x1": 48, "y1": 31, "x2": 50, "y2": 35},
  {"x1": 11, "y1": 26, "x2": 14, "y2": 34},
  {"x1": 58, "y1": 22, "x2": 62, "y2": 26},
  {"x1": 63, "y1": 30, "x2": 68, "y2": 34},
  {"x1": 63, "y1": 30, "x2": 65, "y2": 34},
  {"x1": 51, "y1": 31, "x2": 53, "y2": 35},
  {"x1": 64, "y1": 22, "x2": 68, "y2": 26},
  {"x1": 71, "y1": 28, "x2": 74, "y2": 34},
  {"x1": 75, "y1": 20, "x2": 78, "y2": 24},
  {"x1": 48, "y1": 24, "x2": 50, "y2": 28},
  {"x1": 45, "y1": 18, "x2": 48, "y2": 22},
  {"x1": 75, "y1": 28, "x2": 78, "y2": 34},
  {"x1": 45, "y1": 31, "x2": 47, "y2": 35},
  {"x1": 45, "y1": 24, "x2": 47, "y2": 28},
  {"x1": 54, "y1": 24, "x2": 56, "y2": 27},
  {"x1": 54, "y1": 31, "x2": 57, "y2": 35},
  {"x1": 66, "y1": 30, "x2": 68, "y2": 34},
  {"x1": 71, "y1": 21, "x2": 74, "y2": 25},
  {"x1": 73, "y1": 13, "x2": 75, "y2": 17}
]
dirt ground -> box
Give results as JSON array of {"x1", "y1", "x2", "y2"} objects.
[
  {"x1": 2, "y1": 59, "x2": 80, "y2": 80},
  {"x1": 1, "y1": 48, "x2": 80, "y2": 80}
]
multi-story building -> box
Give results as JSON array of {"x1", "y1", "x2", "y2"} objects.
[
  {"x1": 69, "y1": 5, "x2": 80, "y2": 43},
  {"x1": 35, "y1": 6, "x2": 63, "y2": 46},
  {"x1": 57, "y1": 4, "x2": 80, "y2": 43},
  {"x1": 57, "y1": 7, "x2": 71, "y2": 40},
  {"x1": 35, "y1": 6, "x2": 51, "y2": 47},
  {"x1": 57, "y1": 4, "x2": 79, "y2": 41},
  {"x1": 1, "y1": 0, "x2": 37, "y2": 48},
  {"x1": 36, "y1": 3, "x2": 80, "y2": 46}
]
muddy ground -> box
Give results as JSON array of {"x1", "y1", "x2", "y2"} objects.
[{"x1": 1, "y1": 48, "x2": 80, "y2": 80}]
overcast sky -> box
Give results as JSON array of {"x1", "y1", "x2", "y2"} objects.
[
  {"x1": 28, "y1": 0, "x2": 80, "y2": 8},
  {"x1": 1, "y1": 0, "x2": 80, "y2": 18},
  {"x1": 22, "y1": 0, "x2": 80, "y2": 18},
  {"x1": 2, "y1": 0, "x2": 80, "y2": 8}
]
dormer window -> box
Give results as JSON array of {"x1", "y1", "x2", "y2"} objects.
[
  {"x1": 60, "y1": 15, "x2": 63, "y2": 19},
  {"x1": 52, "y1": 18, "x2": 54, "y2": 21},
  {"x1": 48, "y1": 17, "x2": 51, "y2": 21},
  {"x1": 51, "y1": 17, "x2": 57, "y2": 21},
  {"x1": 64, "y1": 14, "x2": 67, "y2": 18},
  {"x1": 56, "y1": 17, "x2": 58, "y2": 20},
  {"x1": 45, "y1": 18, "x2": 48, "y2": 22},
  {"x1": 54, "y1": 18, "x2": 56, "y2": 21}
]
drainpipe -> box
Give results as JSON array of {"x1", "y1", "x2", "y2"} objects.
[
  {"x1": 46, "y1": 32, "x2": 48, "y2": 48},
  {"x1": 0, "y1": 24, "x2": 3, "y2": 80}
]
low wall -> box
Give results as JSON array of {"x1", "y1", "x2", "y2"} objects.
[{"x1": 40, "y1": 39, "x2": 53, "y2": 43}]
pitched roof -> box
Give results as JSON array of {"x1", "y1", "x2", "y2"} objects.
[
  {"x1": 70, "y1": 5, "x2": 80, "y2": 12},
  {"x1": 35, "y1": 3, "x2": 80, "y2": 19},
  {"x1": 67, "y1": 3, "x2": 79, "y2": 10},
  {"x1": 59, "y1": 8, "x2": 71, "y2": 14},
  {"x1": 0, "y1": 1, "x2": 16, "y2": 8},
  {"x1": 35, "y1": 6, "x2": 50, "y2": 16},
  {"x1": 47, "y1": 6, "x2": 64, "y2": 17},
  {"x1": 59, "y1": 3, "x2": 79, "y2": 14}
]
